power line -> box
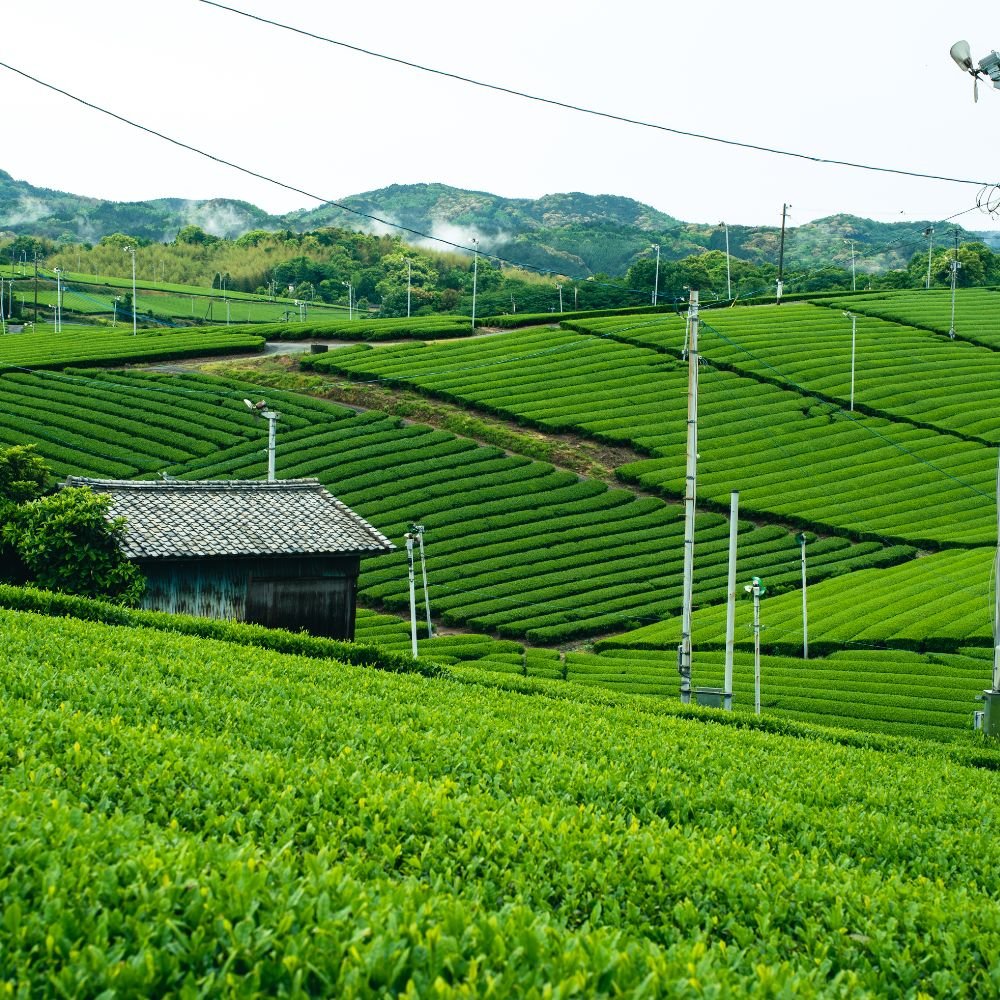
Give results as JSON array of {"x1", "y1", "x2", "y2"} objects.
[{"x1": 201, "y1": 0, "x2": 998, "y2": 191}]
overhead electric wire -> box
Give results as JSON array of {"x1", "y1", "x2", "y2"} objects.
[{"x1": 201, "y1": 0, "x2": 997, "y2": 191}]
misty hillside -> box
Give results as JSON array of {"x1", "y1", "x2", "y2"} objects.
[{"x1": 0, "y1": 170, "x2": 982, "y2": 277}]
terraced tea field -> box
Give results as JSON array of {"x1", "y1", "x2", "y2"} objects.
[
  {"x1": 0, "y1": 367, "x2": 906, "y2": 642},
  {"x1": 303, "y1": 325, "x2": 1000, "y2": 545}
]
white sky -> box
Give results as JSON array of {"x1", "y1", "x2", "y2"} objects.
[{"x1": 4, "y1": 0, "x2": 1000, "y2": 233}]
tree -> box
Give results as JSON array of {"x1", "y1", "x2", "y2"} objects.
[
  {"x1": 0, "y1": 444, "x2": 50, "y2": 505},
  {"x1": 5, "y1": 487, "x2": 144, "y2": 606}
]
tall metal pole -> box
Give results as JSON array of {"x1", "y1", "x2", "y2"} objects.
[
  {"x1": 925, "y1": 227, "x2": 934, "y2": 289},
  {"x1": 0, "y1": 278, "x2": 6, "y2": 336},
  {"x1": 720, "y1": 223, "x2": 731, "y2": 301},
  {"x1": 53, "y1": 268, "x2": 62, "y2": 333},
  {"x1": 406, "y1": 258, "x2": 412, "y2": 318},
  {"x1": 33, "y1": 252, "x2": 38, "y2": 326},
  {"x1": 471, "y1": 239, "x2": 479, "y2": 329},
  {"x1": 679, "y1": 289, "x2": 699, "y2": 705},
  {"x1": 797, "y1": 533, "x2": 808, "y2": 659},
  {"x1": 124, "y1": 246, "x2": 137, "y2": 335},
  {"x1": 949, "y1": 230, "x2": 960, "y2": 339},
  {"x1": 845, "y1": 239, "x2": 856, "y2": 292},
  {"x1": 752, "y1": 580, "x2": 762, "y2": 714},
  {"x1": 844, "y1": 311, "x2": 857, "y2": 410},
  {"x1": 652, "y1": 244, "x2": 660, "y2": 306},
  {"x1": 776, "y1": 203, "x2": 790, "y2": 304},
  {"x1": 265, "y1": 410, "x2": 277, "y2": 482},
  {"x1": 413, "y1": 524, "x2": 433, "y2": 638},
  {"x1": 994, "y1": 447, "x2": 1000, "y2": 691},
  {"x1": 557, "y1": 284, "x2": 563, "y2": 313},
  {"x1": 723, "y1": 490, "x2": 739, "y2": 710},
  {"x1": 405, "y1": 532, "x2": 419, "y2": 659}
]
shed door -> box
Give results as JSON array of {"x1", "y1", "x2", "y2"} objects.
[{"x1": 245, "y1": 576, "x2": 356, "y2": 640}]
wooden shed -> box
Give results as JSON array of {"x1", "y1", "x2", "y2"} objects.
[{"x1": 65, "y1": 477, "x2": 396, "y2": 640}]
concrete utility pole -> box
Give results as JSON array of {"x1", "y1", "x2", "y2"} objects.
[
  {"x1": 844, "y1": 311, "x2": 857, "y2": 410},
  {"x1": 406, "y1": 258, "x2": 412, "y2": 318},
  {"x1": 744, "y1": 576, "x2": 766, "y2": 714},
  {"x1": 678, "y1": 289, "x2": 699, "y2": 705},
  {"x1": 949, "y1": 230, "x2": 961, "y2": 339},
  {"x1": 243, "y1": 399, "x2": 279, "y2": 481},
  {"x1": 723, "y1": 490, "x2": 739, "y2": 710},
  {"x1": 719, "y1": 222, "x2": 732, "y2": 301},
  {"x1": 844, "y1": 238, "x2": 857, "y2": 292},
  {"x1": 796, "y1": 533, "x2": 809, "y2": 659},
  {"x1": 404, "y1": 530, "x2": 419, "y2": 659},
  {"x1": 652, "y1": 244, "x2": 660, "y2": 306},
  {"x1": 409, "y1": 522, "x2": 433, "y2": 639},
  {"x1": 925, "y1": 227, "x2": 934, "y2": 289},
  {"x1": 124, "y1": 246, "x2": 137, "y2": 335},
  {"x1": 470, "y1": 238, "x2": 479, "y2": 330},
  {"x1": 776, "y1": 203, "x2": 790, "y2": 304}
]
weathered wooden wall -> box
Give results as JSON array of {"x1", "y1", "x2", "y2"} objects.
[{"x1": 139, "y1": 555, "x2": 361, "y2": 639}]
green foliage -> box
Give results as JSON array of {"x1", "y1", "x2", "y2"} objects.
[
  {"x1": 4, "y1": 487, "x2": 144, "y2": 605},
  {"x1": 0, "y1": 583, "x2": 443, "y2": 677},
  {"x1": 3, "y1": 606, "x2": 1000, "y2": 993},
  {"x1": 0, "y1": 444, "x2": 49, "y2": 504}
]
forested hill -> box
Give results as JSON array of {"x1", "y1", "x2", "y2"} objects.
[{"x1": 0, "y1": 169, "x2": 983, "y2": 277}]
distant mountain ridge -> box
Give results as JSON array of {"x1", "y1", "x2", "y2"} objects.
[{"x1": 0, "y1": 170, "x2": 985, "y2": 276}]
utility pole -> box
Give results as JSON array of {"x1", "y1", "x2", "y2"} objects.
[
  {"x1": 719, "y1": 222, "x2": 732, "y2": 301},
  {"x1": 844, "y1": 311, "x2": 857, "y2": 410},
  {"x1": 796, "y1": 533, "x2": 809, "y2": 659},
  {"x1": 406, "y1": 258, "x2": 412, "y2": 318},
  {"x1": 925, "y1": 227, "x2": 934, "y2": 289},
  {"x1": 776, "y1": 203, "x2": 790, "y2": 304},
  {"x1": 557, "y1": 284, "x2": 563, "y2": 313},
  {"x1": 949, "y1": 230, "x2": 960, "y2": 339},
  {"x1": 678, "y1": 289, "x2": 699, "y2": 705},
  {"x1": 744, "y1": 576, "x2": 766, "y2": 714},
  {"x1": 124, "y1": 246, "x2": 137, "y2": 335},
  {"x1": 652, "y1": 244, "x2": 660, "y2": 306},
  {"x1": 723, "y1": 490, "x2": 739, "y2": 711},
  {"x1": 53, "y1": 268, "x2": 62, "y2": 333},
  {"x1": 33, "y1": 252, "x2": 38, "y2": 326},
  {"x1": 409, "y1": 522, "x2": 433, "y2": 639},
  {"x1": 470, "y1": 238, "x2": 479, "y2": 330},
  {"x1": 404, "y1": 530, "x2": 419, "y2": 659},
  {"x1": 844, "y1": 238, "x2": 856, "y2": 292}
]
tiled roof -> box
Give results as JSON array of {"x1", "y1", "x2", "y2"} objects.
[{"x1": 64, "y1": 477, "x2": 396, "y2": 560}]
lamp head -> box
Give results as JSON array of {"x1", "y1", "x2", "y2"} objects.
[{"x1": 951, "y1": 39, "x2": 974, "y2": 73}]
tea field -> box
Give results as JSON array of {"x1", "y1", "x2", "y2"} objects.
[
  {"x1": 2, "y1": 605, "x2": 1000, "y2": 994},
  {"x1": 0, "y1": 367, "x2": 910, "y2": 643},
  {"x1": 303, "y1": 323, "x2": 1000, "y2": 545}
]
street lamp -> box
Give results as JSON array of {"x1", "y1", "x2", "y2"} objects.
[
  {"x1": 718, "y1": 222, "x2": 732, "y2": 301},
  {"x1": 651, "y1": 244, "x2": 660, "y2": 306},
  {"x1": 950, "y1": 40, "x2": 1000, "y2": 101},
  {"x1": 123, "y1": 246, "x2": 137, "y2": 335}
]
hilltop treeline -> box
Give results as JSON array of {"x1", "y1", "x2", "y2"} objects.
[{"x1": 6, "y1": 224, "x2": 1000, "y2": 316}]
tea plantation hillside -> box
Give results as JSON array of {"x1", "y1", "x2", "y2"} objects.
[
  {"x1": 3, "y1": 605, "x2": 1000, "y2": 994},
  {"x1": 302, "y1": 317, "x2": 1000, "y2": 546},
  {"x1": 0, "y1": 367, "x2": 910, "y2": 643}
]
